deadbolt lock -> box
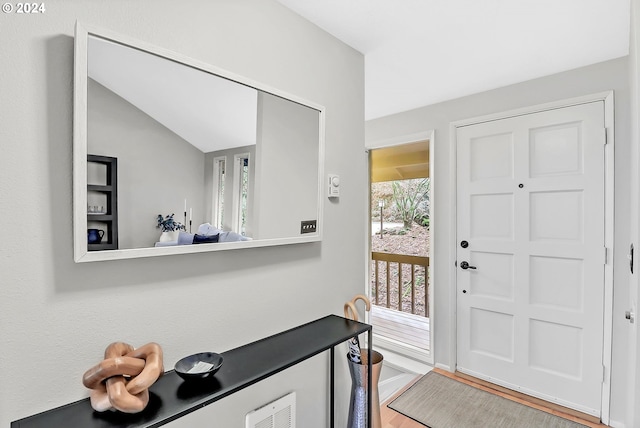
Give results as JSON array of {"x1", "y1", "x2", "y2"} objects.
[{"x1": 626, "y1": 310, "x2": 635, "y2": 324}]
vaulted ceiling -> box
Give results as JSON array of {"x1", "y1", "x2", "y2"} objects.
[{"x1": 276, "y1": 0, "x2": 630, "y2": 120}]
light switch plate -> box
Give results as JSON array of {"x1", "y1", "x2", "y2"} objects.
[
  {"x1": 328, "y1": 174, "x2": 340, "y2": 198},
  {"x1": 300, "y1": 220, "x2": 317, "y2": 234}
]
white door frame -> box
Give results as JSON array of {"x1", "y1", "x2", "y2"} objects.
[
  {"x1": 365, "y1": 130, "x2": 436, "y2": 368},
  {"x1": 447, "y1": 91, "x2": 614, "y2": 423}
]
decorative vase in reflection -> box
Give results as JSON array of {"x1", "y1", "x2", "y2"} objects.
[
  {"x1": 87, "y1": 229, "x2": 105, "y2": 244},
  {"x1": 159, "y1": 231, "x2": 179, "y2": 242},
  {"x1": 347, "y1": 349, "x2": 383, "y2": 428}
]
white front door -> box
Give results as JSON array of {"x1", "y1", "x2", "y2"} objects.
[{"x1": 456, "y1": 101, "x2": 606, "y2": 416}]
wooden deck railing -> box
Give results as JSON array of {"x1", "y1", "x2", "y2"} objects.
[{"x1": 371, "y1": 252, "x2": 429, "y2": 317}]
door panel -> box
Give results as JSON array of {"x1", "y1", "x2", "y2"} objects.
[
  {"x1": 470, "y1": 252, "x2": 514, "y2": 300},
  {"x1": 529, "y1": 256, "x2": 583, "y2": 310},
  {"x1": 456, "y1": 101, "x2": 605, "y2": 416},
  {"x1": 470, "y1": 193, "x2": 514, "y2": 239},
  {"x1": 529, "y1": 122, "x2": 583, "y2": 177},
  {"x1": 530, "y1": 190, "x2": 584, "y2": 242},
  {"x1": 469, "y1": 308, "x2": 515, "y2": 361},
  {"x1": 469, "y1": 132, "x2": 514, "y2": 181}
]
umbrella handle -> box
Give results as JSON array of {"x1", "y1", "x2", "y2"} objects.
[
  {"x1": 344, "y1": 294, "x2": 371, "y2": 321},
  {"x1": 351, "y1": 294, "x2": 371, "y2": 312},
  {"x1": 344, "y1": 301, "x2": 359, "y2": 321}
]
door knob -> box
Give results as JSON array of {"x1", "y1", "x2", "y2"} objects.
[{"x1": 460, "y1": 261, "x2": 477, "y2": 270}]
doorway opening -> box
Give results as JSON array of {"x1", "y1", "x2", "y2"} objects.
[{"x1": 369, "y1": 140, "x2": 431, "y2": 360}]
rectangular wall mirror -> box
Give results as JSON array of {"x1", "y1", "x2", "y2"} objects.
[{"x1": 74, "y1": 23, "x2": 324, "y2": 262}]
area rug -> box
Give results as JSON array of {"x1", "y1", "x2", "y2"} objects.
[{"x1": 387, "y1": 371, "x2": 588, "y2": 428}]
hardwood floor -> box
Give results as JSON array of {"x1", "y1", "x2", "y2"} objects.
[
  {"x1": 382, "y1": 407, "x2": 425, "y2": 428},
  {"x1": 381, "y1": 374, "x2": 423, "y2": 428},
  {"x1": 379, "y1": 369, "x2": 610, "y2": 428}
]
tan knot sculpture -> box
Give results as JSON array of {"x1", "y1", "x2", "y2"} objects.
[{"x1": 82, "y1": 342, "x2": 164, "y2": 413}]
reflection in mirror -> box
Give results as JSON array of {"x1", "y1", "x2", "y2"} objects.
[{"x1": 74, "y1": 24, "x2": 324, "y2": 262}]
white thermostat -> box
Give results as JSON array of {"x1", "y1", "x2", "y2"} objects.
[{"x1": 328, "y1": 174, "x2": 340, "y2": 198}]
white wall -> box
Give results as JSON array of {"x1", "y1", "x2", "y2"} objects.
[
  {"x1": 254, "y1": 91, "x2": 320, "y2": 239},
  {"x1": 0, "y1": 1, "x2": 364, "y2": 427},
  {"x1": 366, "y1": 57, "x2": 631, "y2": 426}
]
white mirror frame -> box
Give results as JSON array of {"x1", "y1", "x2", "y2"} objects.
[{"x1": 73, "y1": 22, "x2": 325, "y2": 262}]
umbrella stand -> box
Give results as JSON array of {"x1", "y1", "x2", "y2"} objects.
[{"x1": 344, "y1": 295, "x2": 382, "y2": 428}]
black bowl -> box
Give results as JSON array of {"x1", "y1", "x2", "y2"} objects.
[{"x1": 174, "y1": 352, "x2": 223, "y2": 381}]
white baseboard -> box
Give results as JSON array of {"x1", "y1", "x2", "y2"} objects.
[
  {"x1": 435, "y1": 362, "x2": 452, "y2": 372},
  {"x1": 607, "y1": 419, "x2": 624, "y2": 428},
  {"x1": 378, "y1": 346, "x2": 432, "y2": 375},
  {"x1": 378, "y1": 373, "x2": 419, "y2": 403}
]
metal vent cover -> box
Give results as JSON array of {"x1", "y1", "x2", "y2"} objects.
[{"x1": 245, "y1": 391, "x2": 296, "y2": 428}]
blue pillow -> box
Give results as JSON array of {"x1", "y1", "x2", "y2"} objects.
[{"x1": 193, "y1": 233, "x2": 220, "y2": 244}]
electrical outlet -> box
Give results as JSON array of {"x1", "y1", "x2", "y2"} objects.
[{"x1": 300, "y1": 220, "x2": 317, "y2": 234}]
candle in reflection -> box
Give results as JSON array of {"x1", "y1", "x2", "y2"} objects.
[{"x1": 184, "y1": 199, "x2": 188, "y2": 228}]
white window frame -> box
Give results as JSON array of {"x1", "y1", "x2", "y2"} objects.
[
  {"x1": 212, "y1": 156, "x2": 226, "y2": 230},
  {"x1": 232, "y1": 153, "x2": 251, "y2": 235}
]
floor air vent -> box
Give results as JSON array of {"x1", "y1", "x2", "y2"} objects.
[{"x1": 245, "y1": 392, "x2": 296, "y2": 428}]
